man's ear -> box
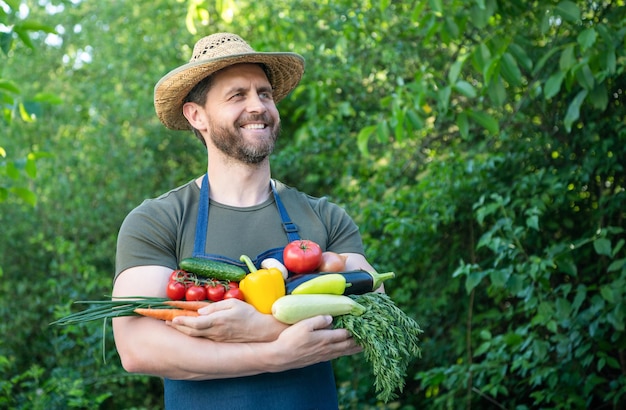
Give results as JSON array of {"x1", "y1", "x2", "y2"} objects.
[{"x1": 182, "y1": 102, "x2": 208, "y2": 131}]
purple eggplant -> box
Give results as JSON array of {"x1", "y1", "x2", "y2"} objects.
[{"x1": 285, "y1": 270, "x2": 395, "y2": 295}]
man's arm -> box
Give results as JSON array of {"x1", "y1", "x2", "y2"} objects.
[{"x1": 112, "y1": 265, "x2": 361, "y2": 381}]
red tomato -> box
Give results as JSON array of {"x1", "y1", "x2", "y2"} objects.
[
  {"x1": 227, "y1": 281, "x2": 239, "y2": 289},
  {"x1": 169, "y1": 269, "x2": 189, "y2": 282},
  {"x1": 186, "y1": 285, "x2": 207, "y2": 301},
  {"x1": 206, "y1": 283, "x2": 226, "y2": 302},
  {"x1": 224, "y1": 287, "x2": 245, "y2": 301},
  {"x1": 166, "y1": 280, "x2": 186, "y2": 300},
  {"x1": 283, "y1": 239, "x2": 323, "y2": 274}
]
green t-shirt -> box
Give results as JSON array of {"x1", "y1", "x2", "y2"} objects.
[{"x1": 115, "y1": 178, "x2": 364, "y2": 280}]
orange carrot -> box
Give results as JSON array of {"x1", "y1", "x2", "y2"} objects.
[
  {"x1": 163, "y1": 300, "x2": 211, "y2": 311},
  {"x1": 134, "y1": 308, "x2": 199, "y2": 320}
]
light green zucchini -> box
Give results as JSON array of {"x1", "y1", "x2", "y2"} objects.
[{"x1": 271, "y1": 294, "x2": 366, "y2": 324}]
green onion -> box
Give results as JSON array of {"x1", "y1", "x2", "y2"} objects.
[{"x1": 50, "y1": 296, "x2": 171, "y2": 326}]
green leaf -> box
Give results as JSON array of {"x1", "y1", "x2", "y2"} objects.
[
  {"x1": 500, "y1": 52, "x2": 522, "y2": 86},
  {"x1": 465, "y1": 271, "x2": 488, "y2": 293},
  {"x1": 575, "y1": 64, "x2": 595, "y2": 91},
  {"x1": 604, "y1": 49, "x2": 617, "y2": 75},
  {"x1": 600, "y1": 285, "x2": 615, "y2": 304},
  {"x1": 533, "y1": 47, "x2": 560, "y2": 76},
  {"x1": 13, "y1": 27, "x2": 34, "y2": 49},
  {"x1": 559, "y1": 44, "x2": 576, "y2": 71},
  {"x1": 3, "y1": 0, "x2": 20, "y2": 9},
  {"x1": 457, "y1": 112, "x2": 469, "y2": 139},
  {"x1": 473, "y1": 43, "x2": 492, "y2": 73},
  {"x1": 25, "y1": 155, "x2": 37, "y2": 178},
  {"x1": 18, "y1": 102, "x2": 35, "y2": 122},
  {"x1": 429, "y1": 0, "x2": 443, "y2": 14},
  {"x1": 0, "y1": 32, "x2": 12, "y2": 55},
  {"x1": 468, "y1": 110, "x2": 499, "y2": 135},
  {"x1": 593, "y1": 237, "x2": 612, "y2": 256},
  {"x1": 508, "y1": 43, "x2": 533, "y2": 72},
  {"x1": 32, "y1": 92, "x2": 63, "y2": 105},
  {"x1": 474, "y1": 341, "x2": 491, "y2": 356},
  {"x1": 448, "y1": 57, "x2": 465, "y2": 84},
  {"x1": 489, "y1": 269, "x2": 509, "y2": 288},
  {"x1": 10, "y1": 187, "x2": 37, "y2": 206},
  {"x1": 487, "y1": 77, "x2": 506, "y2": 106},
  {"x1": 0, "y1": 79, "x2": 20, "y2": 94},
  {"x1": 526, "y1": 215, "x2": 539, "y2": 230},
  {"x1": 406, "y1": 110, "x2": 424, "y2": 130},
  {"x1": 6, "y1": 161, "x2": 19, "y2": 179},
  {"x1": 544, "y1": 71, "x2": 565, "y2": 100},
  {"x1": 14, "y1": 20, "x2": 57, "y2": 34},
  {"x1": 563, "y1": 89, "x2": 587, "y2": 133},
  {"x1": 555, "y1": 1, "x2": 581, "y2": 23},
  {"x1": 607, "y1": 258, "x2": 625, "y2": 273},
  {"x1": 454, "y1": 81, "x2": 477, "y2": 98},
  {"x1": 589, "y1": 82, "x2": 608, "y2": 111},
  {"x1": 438, "y1": 85, "x2": 451, "y2": 113},
  {"x1": 555, "y1": 297, "x2": 572, "y2": 320},
  {"x1": 357, "y1": 125, "x2": 376, "y2": 157},
  {"x1": 577, "y1": 28, "x2": 597, "y2": 51}
]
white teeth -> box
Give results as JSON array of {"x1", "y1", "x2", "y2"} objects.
[{"x1": 242, "y1": 124, "x2": 265, "y2": 129}]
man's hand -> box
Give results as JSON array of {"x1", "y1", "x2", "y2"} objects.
[
  {"x1": 264, "y1": 315, "x2": 363, "y2": 370},
  {"x1": 168, "y1": 298, "x2": 288, "y2": 342}
]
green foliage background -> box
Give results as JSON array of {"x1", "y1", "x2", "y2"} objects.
[{"x1": 1, "y1": 0, "x2": 625, "y2": 408}]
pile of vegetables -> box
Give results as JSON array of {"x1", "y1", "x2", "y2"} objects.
[{"x1": 52, "y1": 239, "x2": 422, "y2": 402}]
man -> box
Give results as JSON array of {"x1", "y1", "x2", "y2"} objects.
[{"x1": 112, "y1": 32, "x2": 377, "y2": 409}]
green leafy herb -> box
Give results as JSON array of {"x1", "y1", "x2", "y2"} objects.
[{"x1": 334, "y1": 292, "x2": 423, "y2": 402}]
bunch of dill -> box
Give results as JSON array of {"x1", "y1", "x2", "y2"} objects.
[{"x1": 334, "y1": 292, "x2": 423, "y2": 402}]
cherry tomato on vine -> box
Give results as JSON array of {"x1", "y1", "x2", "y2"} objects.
[
  {"x1": 206, "y1": 283, "x2": 226, "y2": 302},
  {"x1": 186, "y1": 285, "x2": 207, "y2": 301},
  {"x1": 169, "y1": 269, "x2": 189, "y2": 282},
  {"x1": 224, "y1": 287, "x2": 245, "y2": 301},
  {"x1": 227, "y1": 281, "x2": 239, "y2": 289},
  {"x1": 166, "y1": 280, "x2": 186, "y2": 300}
]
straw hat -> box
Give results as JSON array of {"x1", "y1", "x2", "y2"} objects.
[{"x1": 154, "y1": 33, "x2": 305, "y2": 130}]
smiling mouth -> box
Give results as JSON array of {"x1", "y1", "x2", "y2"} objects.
[{"x1": 241, "y1": 123, "x2": 267, "y2": 129}]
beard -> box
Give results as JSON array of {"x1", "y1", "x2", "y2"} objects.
[{"x1": 208, "y1": 113, "x2": 280, "y2": 164}]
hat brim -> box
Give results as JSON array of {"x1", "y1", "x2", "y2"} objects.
[{"x1": 154, "y1": 51, "x2": 305, "y2": 130}]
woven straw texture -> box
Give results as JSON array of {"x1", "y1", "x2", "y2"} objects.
[{"x1": 154, "y1": 33, "x2": 305, "y2": 130}]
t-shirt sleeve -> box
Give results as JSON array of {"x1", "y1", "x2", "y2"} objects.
[
  {"x1": 114, "y1": 200, "x2": 179, "y2": 281},
  {"x1": 314, "y1": 196, "x2": 365, "y2": 255}
]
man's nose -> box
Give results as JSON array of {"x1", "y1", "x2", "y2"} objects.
[{"x1": 245, "y1": 93, "x2": 268, "y2": 113}]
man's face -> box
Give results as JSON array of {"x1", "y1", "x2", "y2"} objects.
[{"x1": 204, "y1": 63, "x2": 281, "y2": 164}]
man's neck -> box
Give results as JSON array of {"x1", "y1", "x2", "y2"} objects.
[{"x1": 197, "y1": 160, "x2": 272, "y2": 207}]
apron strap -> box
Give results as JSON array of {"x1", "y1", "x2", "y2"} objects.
[
  {"x1": 192, "y1": 174, "x2": 210, "y2": 257},
  {"x1": 193, "y1": 175, "x2": 300, "y2": 257},
  {"x1": 271, "y1": 179, "x2": 300, "y2": 242}
]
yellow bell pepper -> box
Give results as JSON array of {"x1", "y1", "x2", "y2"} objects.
[{"x1": 239, "y1": 255, "x2": 286, "y2": 314}]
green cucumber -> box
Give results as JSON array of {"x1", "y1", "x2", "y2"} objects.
[
  {"x1": 271, "y1": 294, "x2": 366, "y2": 324},
  {"x1": 179, "y1": 257, "x2": 246, "y2": 282}
]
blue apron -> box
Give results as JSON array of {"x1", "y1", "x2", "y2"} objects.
[{"x1": 163, "y1": 174, "x2": 339, "y2": 410}]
